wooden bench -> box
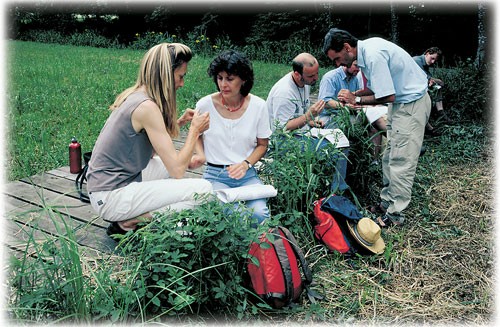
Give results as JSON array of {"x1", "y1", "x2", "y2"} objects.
[{"x1": 4, "y1": 135, "x2": 205, "y2": 257}]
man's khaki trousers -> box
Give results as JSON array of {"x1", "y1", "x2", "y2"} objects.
[{"x1": 380, "y1": 93, "x2": 431, "y2": 223}]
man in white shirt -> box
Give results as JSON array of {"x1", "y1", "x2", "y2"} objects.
[{"x1": 267, "y1": 53, "x2": 349, "y2": 193}]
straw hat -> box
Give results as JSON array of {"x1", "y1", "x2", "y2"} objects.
[{"x1": 347, "y1": 218, "x2": 385, "y2": 254}]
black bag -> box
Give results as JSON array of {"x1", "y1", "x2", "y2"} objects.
[{"x1": 75, "y1": 151, "x2": 92, "y2": 203}]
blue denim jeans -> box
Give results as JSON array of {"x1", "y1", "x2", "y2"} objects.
[
  {"x1": 202, "y1": 165, "x2": 270, "y2": 225},
  {"x1": 297, "y1": 135, "x2": 349, "y2": 192}
]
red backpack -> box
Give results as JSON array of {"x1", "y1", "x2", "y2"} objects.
[
  {"x1": 313, "y1": 195, "x2": 362, "y2": 256},
  {"x1": 247, "y1": 226, "x2": 321, "y2": 308}
]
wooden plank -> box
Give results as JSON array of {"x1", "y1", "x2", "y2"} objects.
[
  {"x1": 4, "y1": 128, "x2": 207, "y2": 257},
  {"x1": 22, "y1": 171, "x2": 83, "y2": 201},
  {"x1": 4, "y1": 195, "x2": 118, "y2": 254},
  {"x1": 4, "y1": 181, "x2": 106, "y2": 228},
  {"x1": 4, "y1": 217, "x2": 119, "y2": 259},
  {"x1": 47, "y1": 164, "x2": 203, "y2": 181}
]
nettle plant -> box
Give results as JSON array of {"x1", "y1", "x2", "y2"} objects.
[
  {"x1": 117, "y1": 196, "x2": 269, "y2": 318},
  {"x1": 328, "y1": 108, "x2": 384, "y2": 205},
  {"x1": 259, "y1": 127, "x2": 341, "y2": 238},
  {"x1": 259, "y1": 111, "x2": 383, "y2": 238}
]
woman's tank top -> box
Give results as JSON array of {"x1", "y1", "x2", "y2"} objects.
[{"x1": 87, "y1": 91, "x2": 155, "y2": 192}]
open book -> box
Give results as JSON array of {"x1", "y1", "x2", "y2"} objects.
[{"x1": 309, "y1": 128, "x2": 350, "y2": 148}]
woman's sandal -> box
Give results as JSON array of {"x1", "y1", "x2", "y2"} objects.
[{"x1": 375, "y1": 214, "x2": 401, "y2": 228}]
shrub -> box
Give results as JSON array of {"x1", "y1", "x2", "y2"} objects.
[
  {"x1": 68, "y1": 29, "x2": 122, "y2": 48},
  {"x1": 8, "y1": 197, "x2": 277, "y2": 323},
  {"x1": 17, "y1": 29, "x2": 123, "y2": 49},
  {"x1": 128, "y1": 31, "x2": 176, "y2": 50},
  {"x1": 433, "y1": 60, "x2": 490, "y2": 124},
  {"x1": 115, "y1": 197, "x2": 270, "y2": 320},
  {"x1": 18, "y1": 29, "x2": 66, "y2": 44},
  {"x1": 259, "y1": 127, "x2": 346, "y2": 239},
  {"x1": 323, "y1": 108, "x2": 384, "y2": 206},
  {"x1": 259, "y1": 111, "x2": 383, "y2": 241}
]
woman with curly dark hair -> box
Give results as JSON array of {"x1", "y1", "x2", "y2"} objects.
[{"x1": 192, "y1": 50, "x2": 272, "y2": 224}]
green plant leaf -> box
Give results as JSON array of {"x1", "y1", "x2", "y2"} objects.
[{"x1": 259, "y1": 242, "x2": 272, "y2": 249}]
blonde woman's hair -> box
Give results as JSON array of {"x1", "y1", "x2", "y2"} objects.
[{"x1": 110, "y1": 43, "x2": 193, "y2": 138}]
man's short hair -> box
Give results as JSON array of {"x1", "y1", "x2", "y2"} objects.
[
  {"x1": 322, "y1": 28, "x2": 358, "y2": 55},
  {"x1": 292, "y1": 54, "x2": 317, "y2": 75},
  {"x1": 425, "y1": 47, "x2": 442, "y2": 56}
]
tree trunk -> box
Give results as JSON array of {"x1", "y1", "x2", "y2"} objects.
[
  {"x1": 475, "y1": 2, "x2": 486, "y2": 68},
  {"x1": 390, "y1": 2, "x2": 399, "y2": 44}
]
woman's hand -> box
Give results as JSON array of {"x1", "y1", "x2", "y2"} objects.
[
  {"x1": 227, "y1": 162, "x2": 248, "y2": 180},
  {"x1": 189, "y1": 154, "x2": 206, "y2": 169},
  {"x1": 177, "y1": 108, "x2": 196, "y2": 127},
  {"x1": 189, "y1": 110, "x2": 210, "y2": 134}
]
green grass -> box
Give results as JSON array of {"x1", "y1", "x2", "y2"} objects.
[{"x1": 6, "y1": 41, "x2": 292, "y2": 181}]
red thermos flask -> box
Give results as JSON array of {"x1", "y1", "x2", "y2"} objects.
[{"x1": 69, "y1": 136, "x2": 82, "y2": 173}]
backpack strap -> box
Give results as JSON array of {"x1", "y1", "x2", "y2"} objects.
[
  {"x1": 271, "y1": 227, "x2": 295, "y2": 305},
  {"x1": 278, "y1": 227, "x2": 325, "y2": 304}
]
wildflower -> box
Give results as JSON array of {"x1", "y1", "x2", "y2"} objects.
[
  {"x1": 135, "y1": 33, "x2": 139, "y2": 36},
  {"x1": 196, "y1": 40, "x2": 200, "y2": 43},
  {"x1": 172, "y1": 35, "x2": 176, "y2": 38},
  {"x1": 201, "y1": 35, "x2": 205, "y2": 39},
  {"x1": 213, "y1": 45, "x2": 218, "y2": 49},
  {"x1": 152, "y1": 31, "x2": 155, "y2": 34},
  {"x1": 159, "y1": 32, "x2": 163, "y2": 35}
]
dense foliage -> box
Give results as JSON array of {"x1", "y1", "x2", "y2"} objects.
[{"x1": 8, "y1": 2, "x2": 488, "y2": 65}]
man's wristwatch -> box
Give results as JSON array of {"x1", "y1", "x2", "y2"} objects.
[
  {"x1": 355, "y1": 96, "x2": 362, "y2": 104},
  {"x1": 244, "y1": 160, "x2": 252, "y2": 169}
]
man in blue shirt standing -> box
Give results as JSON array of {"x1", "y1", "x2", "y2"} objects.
[{"x1": 322, "y1": 28, "x2": 431, "y2": 227}]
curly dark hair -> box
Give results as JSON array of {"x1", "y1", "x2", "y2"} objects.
[{"x1": 207, "y1": 50, "x2": 254, "y2": 96}]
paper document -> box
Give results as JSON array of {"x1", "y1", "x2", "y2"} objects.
[
  {"x1": 362, "y1": 106, "x2": 388, "y2": 124},
  {"x1": 309, "y1": 128, "x2": 350, "y2": 148},
  {"x1": 215, "y1": 184, "x2": 278, "y2": 203}
]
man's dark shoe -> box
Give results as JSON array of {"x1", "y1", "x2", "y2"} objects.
[
  {"x1": 420, "y1": 146, "x2": 427, "y2": 156},
  {"x1": 425, "y1": 126, "x2": 441, "y2": 137}
]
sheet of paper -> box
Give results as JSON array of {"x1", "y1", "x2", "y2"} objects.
[
  {"x1": 215, "y1": 184, "x2": 278, "y2": 203},
  {"x1": 309, "y1": 128, "x2": 350, "y2": 148}
]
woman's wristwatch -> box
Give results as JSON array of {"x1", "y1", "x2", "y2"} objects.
[{"x1": 244, "y1": 159, "x2": 252, "y2": 169}]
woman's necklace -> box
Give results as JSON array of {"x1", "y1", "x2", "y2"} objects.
[{"x1": 220, "y1": 92, "x2": 245, "y2": 112}]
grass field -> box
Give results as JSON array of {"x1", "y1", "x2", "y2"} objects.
[
  {"x1": 5, "y1": 41, "x2": 494, "y2": 324},
  {"x1": 5, "y1": 41, "x2": 298, "y2": 181}
]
